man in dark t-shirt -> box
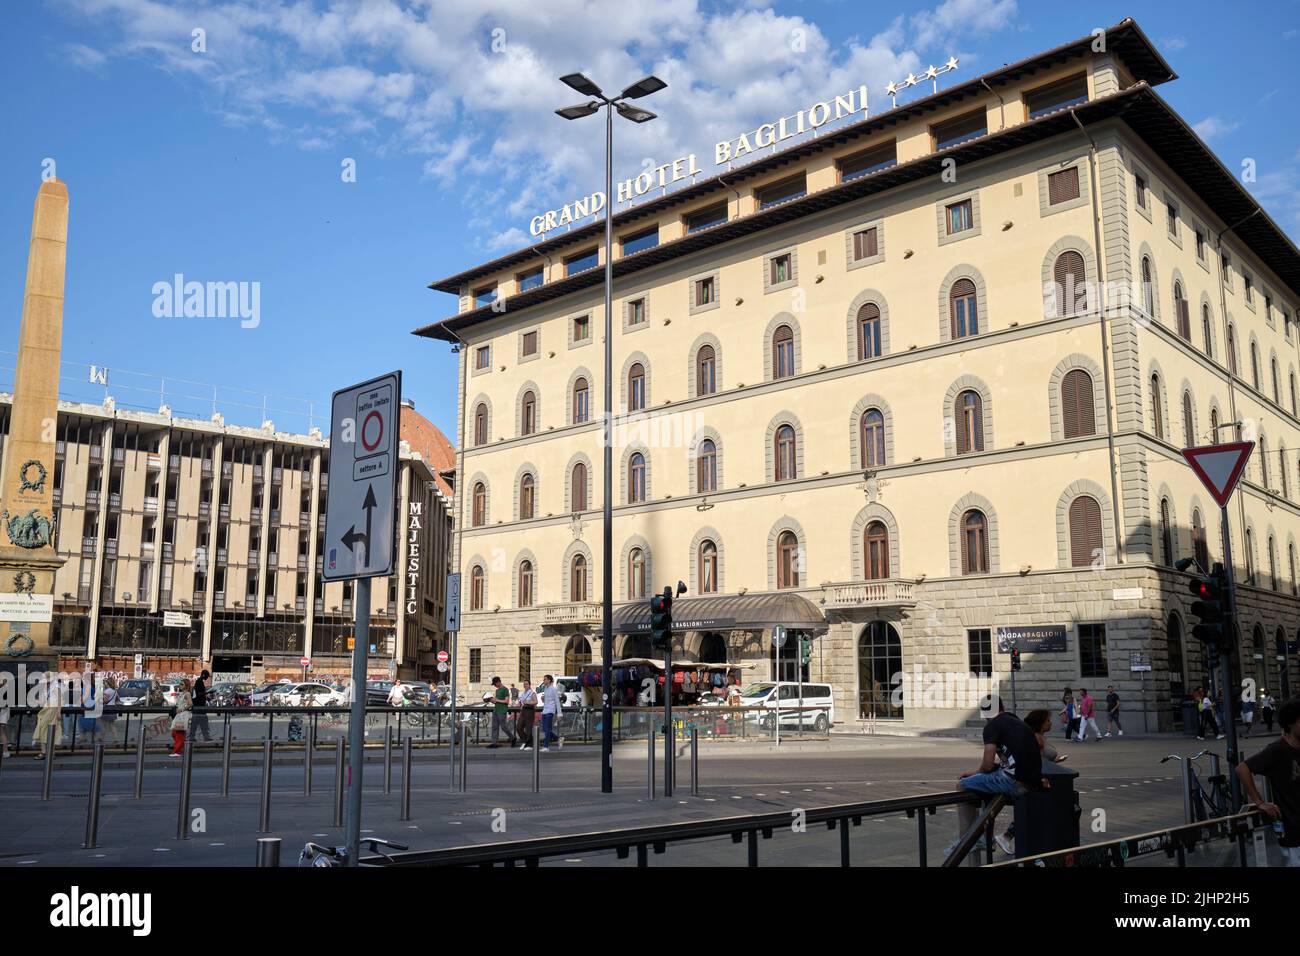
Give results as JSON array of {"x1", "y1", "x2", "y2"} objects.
[
  {"x1": 1238, "y1": 697, "x2": 1300, "y2": 867},
  {"x1": 1104, "y1": 686, "x2": 1122, "y2": 737},
  {"x1": 951, "y1": 700, "x2": 1046, "y2": 862}
]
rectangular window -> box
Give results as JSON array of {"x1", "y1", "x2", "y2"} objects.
[
  {"x1": 967, "y1": 628, "x2": 993, "y2": 678},
  {"x1": 1024, "y1": 73, "x2": 1088, "y2": 119},
  {"x1": 1078, "y1": 623, "x2": 1109, "y2": 679},
  {"x1": 474, "y1": 345, "x2": 490, "y2": 370},
  {"x1": 932, "y1": 110, "x2": 987, "y2": 150},
  {"x1": 769, "y1": 253, "x2": 792, "y2": 285},
  {"x1": 621, "y1": 227, "x2": 659, "y2": 256},
  {"x1": 627, "y1": 297, "x2": 646, "y2": 326},
  {"x1": 1047, "y1": 166, "x2": 1080, "y2": 205},
  {"x1": 473, "y1": 284, "x2": 497, "y2": 307},
  {"x1": 852, "y1": 227, "x2": 879, "y2": 261},
  {"x1": 572, "y1": 313, "x2": 590, "y2": 342},
  {"x1": 518, "y1": 646, "x2": 531, "y2": 685},
  {"x1": 755, "y1": 174, "x2": 807, "y2": 210},
  {"x1": 1244, "y1": 274, "x2": 1254, "y2": 304},
  {"x1": 565, "y1": 247, "x2": 599, "y2": 276},
  {"x1": 838, "y1": 141, "x2": 897, "y2": 182},
  {"x1": 684, "y1": 202, "x2": 728, "y2": 234},
  {"x1": 695, "y1": 275, "x2": 715, "y2": 306},
  {"x1": 1135, "y1": 174, "x2": 1147, "y2": 210},
  {"x1": 946, "y1": 199, "x2": 974, "y2": 235},
  {"x1": 1195, "y1": 228, "x2": 1206, "y2": 261},
  {"x1": 521, "y1": 330, "x2": 538, "y2": 356},
  {"x1": 469, "y1": 648, "x2": 482, "y2": 684},
  {"x1": 1166, "y1": 200, "x2": 1179, "y2": 237},
  {"x1": 516, "y1": 266, "x2": 543, "y2": 291}
]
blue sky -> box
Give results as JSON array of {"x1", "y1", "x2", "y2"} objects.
[{"x1": 1, "y1": 0, "x2": 1297, "y2": 442}]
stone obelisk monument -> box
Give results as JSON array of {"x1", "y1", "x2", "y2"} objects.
[{"x1": 0, "y1": 180, "x2": 69, "y2": 669}]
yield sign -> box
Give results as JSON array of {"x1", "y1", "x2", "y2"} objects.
[{"x1": 1182, "y1": 441, "x2": 1254, "y2": 508}]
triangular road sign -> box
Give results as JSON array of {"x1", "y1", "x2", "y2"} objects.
[{"x1": 1182, "y1": 441, "x2": 1254, "y2": 508}]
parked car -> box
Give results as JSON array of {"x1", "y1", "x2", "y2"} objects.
[
  {"x1": 555, "y1": 676, "x2": 582, "y2": 708},
  {"x1": 251, "y1": 680, "x2": 293, "y2": 705},
  {"x1": 367, "y1": 681, "x2": 431, "y2": 707},
  {"x1": 209, "y1": 682, "x2": 255, "y2": 707},
  {"x1": 736, "y1": 682, "x2": 835, "y2": 732},
  {"x1": 274, "y1": 682, "x2": 345, "y2": 707},
  {"x1": 159, "y1": 682, "x2": 181, "y2": 707},
  {"x1": 116, "y1": 678, "x2": 163, "y2": 707}
]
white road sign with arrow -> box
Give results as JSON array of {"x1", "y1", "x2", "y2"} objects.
[{"x1": 322, "y1": 371, "x2": 401, "y2": 581}]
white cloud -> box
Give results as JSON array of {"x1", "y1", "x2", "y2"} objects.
[
  {"x1": 64, "y1": 42, "x2": 108, "y2": 70},
  {"x1": 1193, "y1": 116, "x2": 1240, "y2": 140},
  {"x1": 1159, "y1": 35, "x2": 1188, "y2": 52},
  {"x1": 910, "y1": 0, "x2": 1018, "y2": 49}
]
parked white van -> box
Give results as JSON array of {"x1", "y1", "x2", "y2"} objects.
[{"x1": 737, "y1": 682, "x2": 835, "y2": 731}]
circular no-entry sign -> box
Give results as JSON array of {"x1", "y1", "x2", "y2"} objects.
[
  {"x1": 360, "y1": 409, "x2": 384, "y2": 453},
  {"x1": 437, "y1": 650, "x2": 450, "y2": 663},
  {"x1": 300, "y1": 656, "x2": 310, "y2": 667}
]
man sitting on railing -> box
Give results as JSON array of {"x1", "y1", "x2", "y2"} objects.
[{"x1": 1236, "y1": 696, "x2": 1300, "y2": 867}]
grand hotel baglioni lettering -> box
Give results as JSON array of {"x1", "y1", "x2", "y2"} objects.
[{"x1": 528, "y1": 85, "x2": 869, "y2": 238}]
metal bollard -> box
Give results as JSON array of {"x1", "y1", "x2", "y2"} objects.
[
  {"x1": 255, "y1": 837, "x2": 281, "y2": 868},
  {"x1": 333, "y1": 737, "x2": 345, "y2": 827},
  {"x1": 458, "y1": 727, "x2": 468, "y2": 792},
  {"x1": 41, "y1": 724, "x2": 55, "y2": 800},
  {"x1": 647, "y1": 723, "x2": 656, "y2": 799},
  {"x1": 221, "y1": 722, "x2": 233, "y2": 797},
  {"x1": 400, "y1": 736, "x2": 413, "y2": 822},
  {"x1": 664, "y1": 719, "x2": 674, "y2": 798},
  {"x1": 690, "y1": 727, "x2": 700, "y2": 796},
  {"x1": 531, "y1": 723, "x2": 540, "y2": 793},
  {"x1": 132, "y1": 726, "x2": 147, "y2": 799},
  {"x1": 82, "y1": 742, "x2": 105, "y2": 849},
  {"x1": 176, "y1": 735, "x2": 195, "y2": 840},
  {"x1": 383, "y1": 725, "x2": 393, "y2": 796},
  {"x1": 258, "y1": 739, "x2": 274, "y2": 834},
  {"x1": 304, "y1": 721, "x2": 315, "y2": 796}
]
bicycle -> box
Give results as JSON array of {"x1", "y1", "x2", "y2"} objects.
[
  {"x1": 1160, "y1": 749, "x2": 1233, "y2": 821},
  {"x1": 299, "y1": 837, "x2": 409, "y2": 867}
]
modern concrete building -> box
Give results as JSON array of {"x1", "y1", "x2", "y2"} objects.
[
  {"x1": 416, "y1": 19, "x2": 1299, "y2": 730},
  {"x1": 0, "y1": 394, "x2": 455, "y2": 683}
]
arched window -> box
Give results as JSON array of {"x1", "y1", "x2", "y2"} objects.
[
  {"x1": 1260, "y1": 436, "x2": 1269, "y2": 487},
  {"x1": 775, "y1": 425, "x2": 797, "y2": 481},
  {"x1": 1174, "y1": 281, "x2": 1190, "y2": 340},
  {"x1": 857, "y1": 303, "x2": 882, "y2": 359},
  {"x1": 776, "y1": 531, "x2": 800, "y2": 588},
  {"x1": 519, "y1": 473, "x2": 535, "y2": 520},
  {"x1": 772, "y1": 324, "x2": 795, "y2": 379},
  {"x1": 1150, "y1": 373, "x2": 1164, "y2": 439},
  {"x1": 473, "y1": 403, "x2": 488, "y2": 446},
  {"x1": 696, "y1": 439, "x2": 717, "y2": 493},
  {"x1": 627, "y1": 547, "x2": 646, "y2": 599},
  {"x1": 628, "y1": 452, "x2": 646, "y2": 503},
  {"x1": 1271, "y1": 357, "x2": 1281, "y2": 403},
  {"x1": 564, "y1": 636, "x2": 593, "y2": 673},
  {"x1": 471, "y1": 481, "x2": 486, "y2": 527},
  {"x1": 1159, "y1": 498, "x2": 1173, "y2": 566},
  {"x1": 956, "y1": 390, "x2": 984, "y2": 454},
  {"x1": 1068, "y1": 495, "x2": 1103, "y2": 568},
  {"x1": 1289, "y1": 542, "x2": 1297, "y2": 595},
  {"x1": 696, "y1": 345, "x2": 716, "y2": 396},
  {"x1": 572, "y1": 377, "x2": 589, "y2": 424},
  {"x1": 864, "y1": 521, "x2": 890, "y2": 579},
  {"x1": 1246, "y1": 528, "x2": 1256, "y2": 583},
  {"x1": 628, "y1": 363, "x2": 646, "y2": 412},
  {"x1": 1061, "y1": 369, "x2": 1095, "y2": 438},
  {"x1": 518, "y1": 559, "x2": 534, "y2": 607},
  {"x1": 1282, "y1": 445, "x2": 1289, "y2": 499},
  {"x1": 1054, "y1": 251, "x2": 1085, "y2": 316},
  {"x1": 1182, "y1": 392, "x2": 1195, "y2": 448},
  {"x1": 698, "y1": 540, "x2": 718, "y2": 594},
  {"x1": 1250, "y1": 341, "x2": 1260, "y2": 389},
  {"x1": 1167, "y1": 613, "x2": 1186, "y2": 702},
  {"x1": 520, "y1": 390, "x2": 537, "y2": 435},
  {"x1": 470, "y1": 565, "x2": 485, "y2": 610},
  {"x1": 860, "y1": 409, "x2": 886, "y2": 467},
  {"x1": 1227, "y1": 324, "x2": 1238, "y2": 375},
  {"x1": 1192, "y1": 509, "x2": 1209, "y2": 570},
  {"x1": 1141, "y1": 257, "x2": 1154, "y2": 316},
  {"x1": 960, "y1": 509, "x2": 988, "y2": 574},
  {"x1": 1291, "y1": 372, "x2": 1298, "y2": 415},
  {"x1": 1268, "y1": 535, "x2": 1278, "y2": 590},
  {"x1": 570, "y1": 462, "x2": 587, "y2": 513},
  {"x1": 1210, "y1": 407, "x2": 1220, "y2": 437},
  {"x1": 1202, "y1": 305, "x2": 1213, "y2": 356},
  {"x1": 950, "y1": 278, "x2": 978, "y2": 338},
  {"x1": 858, "y1": 622, "x2": 903, "y2": 720},
  {"x1": 570, "y1": 553, "x2": 588, "y2": 602}
]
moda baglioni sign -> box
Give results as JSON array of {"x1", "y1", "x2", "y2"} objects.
[{"x1": 529, "y1": 85, "x2": 869, "y2": 238}]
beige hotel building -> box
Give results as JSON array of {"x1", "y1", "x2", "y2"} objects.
[
  {"x1": 0, "y1": 394, "x2": 455, "y2": 682},
  {"x1": 418, "y1": 19, "x2": 1299, "y2": 730}
]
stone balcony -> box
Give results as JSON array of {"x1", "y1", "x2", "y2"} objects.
[
  {"x1": 820, "y1": 579, "x2": 916, "y2": 609},
  {"x1": 542, "y1": 602, "x2": 603, "y2": 627}
]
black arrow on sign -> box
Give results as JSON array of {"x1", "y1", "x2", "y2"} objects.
[{"x1": 341, "y1": 484, "x2": 379, "y2": 568}]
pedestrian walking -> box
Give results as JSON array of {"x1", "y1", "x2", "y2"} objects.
[
  {"x1": 1261, "y1": 691, "x2": 1277, "y2": 733},
  {"x1": 387, "y1": 679, "x2": 407, "y2": 707},
  {"x1": 1059, "y1": 688, "x2": 1078, "y2": 741},
  {"x1": 487, "y1": 677, "x2": 515, "y2": 748},
  {"x1": 516, "y1": 680, "x2": 538, "y2": 750},
  {"x1": 1104, "y1": 685, "x2": 1123, "y2": 737},
  {"x1": 98, "y1": 677, "x2": 119, "y2": 745},
  {"x1": 509, "y1": 682, "x2": 520, "y2": 703},
  {"x1": 191, "y1": 669, "x2": 212, "y2": 743},
  {"x1": 1195, "y1": 687, "x2": 1223, "y2": 740},
  {"x1": 1236, "y1": 696, "x2": 1300, "y2": 867},
  {"x1": 1077, "y1": 688, "x2": 1102, "y2": 742},
  {"x1": 1242, "y1": 686, "x2": 1257, "y2": 738},
  {"x1": 34, "y1": 675, "x2": 63, "y2": 759},
  {"x1": 540, "y1": 675, "x2": 563, "y2": 751},
  {"x1": 169, "y1": 678, "x2": 193, "y2": 757}
]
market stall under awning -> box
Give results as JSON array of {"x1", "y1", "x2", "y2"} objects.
[{"x1": 611, "y1": 592, "x2": 828, "y2": 635}]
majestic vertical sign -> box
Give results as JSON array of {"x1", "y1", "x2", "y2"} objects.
[{"x1": 405, "y1": 499, "x2": 422, "y2": 616}]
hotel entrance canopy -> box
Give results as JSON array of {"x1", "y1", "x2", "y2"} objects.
[{"x1": 612, "y1": 592, "x2": 827, "y2": 635}]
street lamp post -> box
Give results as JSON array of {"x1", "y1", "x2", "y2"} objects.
[{"x1": 556, "y1": 72, "x2": 665, "y2": 794}]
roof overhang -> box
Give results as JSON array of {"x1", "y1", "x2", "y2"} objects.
[{"x1": 611, "y1": 592, "x2": 828, "y2": 635}]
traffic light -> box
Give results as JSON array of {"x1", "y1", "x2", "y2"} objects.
[
  {"x1": 798, "y1": 635, "x2": 813, "y2": 667},
  {"x1": 649, "y1": 587, "x2": 673, "y2": 652},
  {"x1": 1187, "y1": 564, "x2": 1226, "y2": 647},
  {"x1": 1010, "y1": 647, "x2": 1022, "y2": 672}
]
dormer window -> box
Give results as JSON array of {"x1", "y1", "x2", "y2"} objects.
[
  {"x1": 474, "y1": 284, "x2": 497, "y2": 307},
  {"x1": 1024, "y1": 73, "x2": 1088, "y2": 119},
  {"x1": 932, "y1": 110, "x2": 987, "y2": 150},
  {"x1": 755, "y1": 174, "x2": 806, "y2": 210},
  {"x1": 838, "y1": 142, "x2": 897, "y2": 183},
  {"x1": 565, "y1": 247, "x2": 599, "y2": 276},
  {"x1": 621, "y1": 227, "x2": 659, "y2": 256},
  {"x1": 516, "y1": 266, "x2": 543, "y2": 291}
]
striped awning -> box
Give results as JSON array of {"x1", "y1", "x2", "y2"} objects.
[{"x1": 612, "y1": 592, "x2": 827, "y2": 635}]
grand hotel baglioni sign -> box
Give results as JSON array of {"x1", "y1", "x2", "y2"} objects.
[{"x1": 529, "y1": 85, "x2": 869, "y2": 238}]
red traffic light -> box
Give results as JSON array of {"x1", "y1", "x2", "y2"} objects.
[{"x1": 1187, "y1": 578, "x2": 1218, "y2": 599}]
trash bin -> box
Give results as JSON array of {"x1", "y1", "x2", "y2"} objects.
[
  {"x1": 1182, "y1": 701, "x2": 1199, "y2": 736},
  {"x1": 1013, "y1": 761, "x2": 1080, "y2": 858}
]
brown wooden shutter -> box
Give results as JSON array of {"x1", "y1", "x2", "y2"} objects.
[
  {"x1": 1069, "y1": 496, "x2": 1103, "y2": 567},
  {"x1": 955, "y1": 396, "x2": 969, "y2": 452},
  {"x1": 1048, "y1": 167, "x2": 1080, "y2": 204},
  {"x1": 1062, "y1": 369, "x2": 1094, "y2": 438},
  {"x1": 1177, "y1": 297, "x2": 1191, "y2": 340},
  {"x1": 1054, "y1": 251, "x2": 1084, "y2": 315}
]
